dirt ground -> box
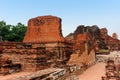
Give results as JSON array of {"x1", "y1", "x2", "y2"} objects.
[
  {"x1": 0, "y1": 72, "x2": 32, "y2": 80},
  {"x1": 78, "y1": 62, "x2": 106, "y2": 80}
]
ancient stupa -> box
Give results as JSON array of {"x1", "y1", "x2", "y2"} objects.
[{"x1": 23, "y1": 15, "x2": 65, "y2": 43}]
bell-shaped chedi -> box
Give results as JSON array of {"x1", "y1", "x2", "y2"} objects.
[
  {"x1": 23, "y1": 15, "x2": 65, "y2": 43},
  {"x1": 112, "y1": 33, "x2": 118, "y2": 39}
]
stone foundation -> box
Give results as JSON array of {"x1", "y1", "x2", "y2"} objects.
[{"x1": 0, "y1": 42, "x2": 72, "y2": 72}]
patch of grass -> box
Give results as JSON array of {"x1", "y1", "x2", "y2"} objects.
[{"x1": 98, "y1": 49, "x2": 109, "y2": 53}]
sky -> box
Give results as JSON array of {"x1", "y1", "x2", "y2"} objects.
[{"x1": 0, "y1": 0, "x2": 120, "y2": 38}]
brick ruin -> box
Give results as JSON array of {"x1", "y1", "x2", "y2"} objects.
[
  {"x1": 23, "y1": 16, "x2": 65, "y2": 43},
  {"x1": 66, "y1": 25, "x2": 120, "y2": 64},
  {"x1": 100, "y1": 28, "x2": 120, "y2": 51},
  {"x1": 66, "y1": 25, "x2": 97, "y2": 65},
  {"x1": 0, "y1": 16, "x2": 72, "y2": 75},
  {"x1": 112, "y1": 33, "x2": 118, "y2": 39},
  {"x1": 0, "y1": 15, "x2": 120, "y2": 76},
  {"x1": 68, "y1": 33, "x2": 95, "y2": 65},
  {"x1": 0, "y1": 42, "x2": 72, "y2": 72}
]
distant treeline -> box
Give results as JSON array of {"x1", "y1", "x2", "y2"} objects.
[{"x1": 0, "y1": 21, "x2": 27, "y2": 42}]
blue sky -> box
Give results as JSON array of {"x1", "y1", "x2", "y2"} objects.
[{"x1": 0, "y1": 0, "x2": 120, "y2": 38}]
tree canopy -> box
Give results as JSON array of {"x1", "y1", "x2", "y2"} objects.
[{"x1": 0, "y1": 21, "x2": 27, "y2": 42}]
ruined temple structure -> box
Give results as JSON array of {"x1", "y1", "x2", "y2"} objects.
[
  {"x1": 68, "y1": 33, "x2": 96, "y2": 65},
  {"x1": 100, "y1": 28, "x2": 120, "y2": 51},
  {"x1": 112, "y1": 33, "x2": 118, "y2": 39},
  {"x1": 23, "y1": 16, "x2": 64, "y2": 42},
  {"x1": 0, "y1": 15, "x2": 120, "y2": 77},
  {"x1": 66, "y1": 25, "x2": 97, "y2": 65},
  {"x1": 23, "y1": 15, "x2": 71, "y2": 67},
  {"x1": 66, "y1": 25, "x2": 120, "y2": 65},
  {"x1": 0, "y1": 15, "x2": 72, "y2": 74}
]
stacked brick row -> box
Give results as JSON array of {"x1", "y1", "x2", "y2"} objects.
[
  {"x1": 0, "y1": 42, "x2": 51, "y2": 72},
  {"x1": 102, "y1": 60, "x2": 120, "y2": 80},
  {"x1": 0, "y1": 42, "x2": 71, "y2": 72},
  {"x1": 0, "y1": 56, "x2": 21, "y2": 75}
]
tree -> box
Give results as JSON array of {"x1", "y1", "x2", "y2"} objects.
[
  {"x1": 0, "y1": 21, "x2": 11, "y2": 41},
  {"x1": 0, "y1": 21, "x2": 27, "y2": 42},
  {"x1": 0, "y1": 21, "x2": 6, "y2": 27},
  {"x1": 11, "y1": 23, "x2": 27, "y2": 42}
]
